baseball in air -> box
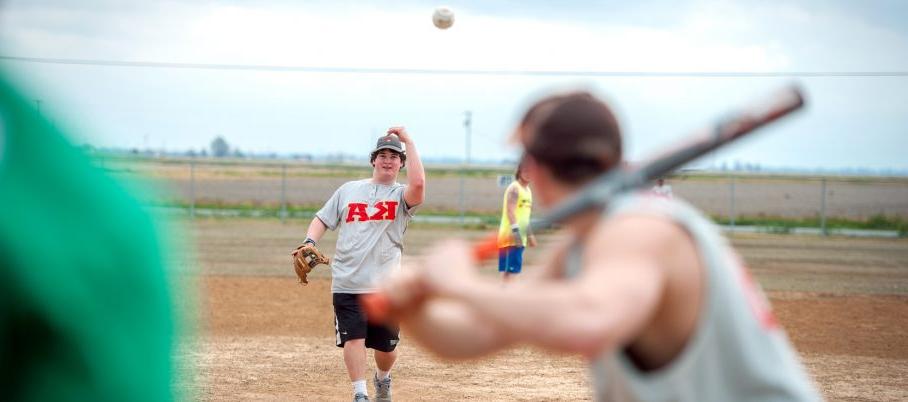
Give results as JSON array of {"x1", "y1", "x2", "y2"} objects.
[{"x1": 432, "y1": 6, "x2": 455, "y2": 29}]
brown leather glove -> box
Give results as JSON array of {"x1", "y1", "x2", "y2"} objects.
[{"x1": 291, "y1": 241, "x2": 330, "y2": 285}]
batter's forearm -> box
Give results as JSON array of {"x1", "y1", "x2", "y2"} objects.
[
  {"x1": 449, "y1": 279, "x2": 624, "y2": 357},
  {"x1": 402, "y1": 299, "x2": 513, "y2": 359}
]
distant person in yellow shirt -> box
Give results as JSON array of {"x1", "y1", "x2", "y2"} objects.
[
  {"x1": 651, "y1": 177, "x2": 674, "y2": 199},
  {"x1": 497, "y1": 158, "x2": 537, "y2": 282}
]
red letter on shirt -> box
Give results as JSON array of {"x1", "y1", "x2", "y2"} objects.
[
  {"x1": 346, "y1": 203, "x2": 369, "y2": 222},
  {"x1": 369, "y1": 201, "x2": 398, "y2": 221}
]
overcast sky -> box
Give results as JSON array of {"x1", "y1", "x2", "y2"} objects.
[{"x1": 1, "y1": 0, "x2": 907, "y2": 170}]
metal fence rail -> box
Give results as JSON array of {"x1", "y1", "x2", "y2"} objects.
[{"x1": 102, "y1": 157, "x2": 908, "y2": 235}]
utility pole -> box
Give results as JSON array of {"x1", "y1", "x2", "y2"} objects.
[
  {"x1": 459, "y1": 111, "x2": 472, "y2": 225},
  {"x1": 464, "y1": 111, "x2": 472, "y2": 165}
]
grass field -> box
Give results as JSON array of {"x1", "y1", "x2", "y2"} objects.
[{"x1": 174, "y1": 218, "x2": 908, "y2": 401}]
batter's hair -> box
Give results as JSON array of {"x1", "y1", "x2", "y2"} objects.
[
  {"x1": 514, "y1": 156, "x2": 527, "y2": 181},
  {"x1": 520, "y1": 91, "x2": 622, "y2": 185},
  {"x1": 370, "y1": 149, "x2": 407, "y2": 168}
]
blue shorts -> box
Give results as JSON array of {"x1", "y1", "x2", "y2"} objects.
[{"x1": 498, "y1": 246, "x2": 525, "y2": 274}]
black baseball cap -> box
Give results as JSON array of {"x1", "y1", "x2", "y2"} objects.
[{"x1": 373, "y1": 134, "x2": 405, "y2": 154}]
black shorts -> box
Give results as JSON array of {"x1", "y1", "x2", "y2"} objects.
[{"x1": 333, "y1": 293, "x2": 400, "y2": 352}]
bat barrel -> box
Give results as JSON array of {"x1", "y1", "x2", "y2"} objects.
[
  {"x1": 361, "y1": 85, "x2": 806, "y2": 324},
  {"x1": 640, "y1": 85, "x2": 804, "y2": 183}
]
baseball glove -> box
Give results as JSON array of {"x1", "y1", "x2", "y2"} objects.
[{"x1": 291, "y1": 242, "x2": 330, "y2": 285}]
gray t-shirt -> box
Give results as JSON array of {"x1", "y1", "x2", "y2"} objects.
[
  {"x1": 316, "y1": 179, "x2": 415, "y2": 294},
  {"x1": 565, "y1": 192, "x2": 821, "y2": 402}
]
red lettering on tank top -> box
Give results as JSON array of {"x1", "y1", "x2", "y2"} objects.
[
  {"x1": 345, "y1": 203, "x2": 369, "y2": 222},
  {"x1": 732, "y1": 250, "x2": 779, "y2": 330},
  {"x1": 346, "y1": 201, "x2": 398, "y2": 222}
]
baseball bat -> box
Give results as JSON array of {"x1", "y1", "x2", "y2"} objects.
[{"x1": 361, "y1": 85, "x2": 805, "y2": 323}]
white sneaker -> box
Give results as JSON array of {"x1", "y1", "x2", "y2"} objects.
[
  {"x1": 353, "y1": 392, "x2": 370, "y2": 402},
  {"x1": 373, "y1": 373, "x2": 392, "y2": 402}
]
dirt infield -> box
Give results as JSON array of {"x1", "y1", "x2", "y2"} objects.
[{"x1": 178, "y1": 219, "x2": 908, "y2": 401}]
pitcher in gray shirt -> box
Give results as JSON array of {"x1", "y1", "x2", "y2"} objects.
[
  {"x1": 377, "y1": 93, "x2": 821, "y2": 401},
  {"x1": 302, "y1": 127, "x2": 424, "y2": 402}
]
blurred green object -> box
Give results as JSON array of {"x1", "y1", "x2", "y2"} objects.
[{"x1": 0, "y1": 76, "x2": 178, "y2": 400}]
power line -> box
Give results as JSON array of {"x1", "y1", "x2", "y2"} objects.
[{"x1": 2, "y1": 55, "x2": 908, "y2": 78}]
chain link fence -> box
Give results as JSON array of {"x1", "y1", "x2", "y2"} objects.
[
  {"x1": 103, "y1": 157, "x2": 908, "y2": 236},
  {"x1": 670, "y1": 174, "x2": 908, "y2": 235}
]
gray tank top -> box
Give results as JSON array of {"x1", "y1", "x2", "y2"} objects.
[
  {"x1": 316, "y1": 179, "x2": 415, "y2": 294},
  {"x1": 564, "y1": 193, "x2": 822, "y2": 401}
]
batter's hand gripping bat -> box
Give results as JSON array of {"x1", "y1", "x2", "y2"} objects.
[{"x1": 361, "y1": 85, "x2": 805, "y2": 323}]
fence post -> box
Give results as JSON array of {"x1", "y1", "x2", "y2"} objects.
[
  {"x1": 280, "y1": 163, "x2": 288, "y2": 223},
  {"x1": 729, "y1": 175, "x2": 736, "y2": 232},
  {"x1": 820, "y1": 177, "x2": 828, "y2": 236},
  {"x1": 189, "y1": 161, "x2": 196, "y2": 219},
  {"x1": 459, "y1": 172, "x2": 465, "y2": 226}
]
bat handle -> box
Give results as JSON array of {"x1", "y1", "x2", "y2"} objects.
[
  {"x1": 472, "y1": 232, "x2": 500, "y2": 261},
  {"x1": 361, "y1": 233, "x2": 501, "y2": 323},
  {"x1": 360, "y1": 293, "x2": 392, "y2": 324}
]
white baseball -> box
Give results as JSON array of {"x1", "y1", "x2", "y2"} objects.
[{"x1": 432, "y1": 6, "x2": 455, "y2": 30}]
